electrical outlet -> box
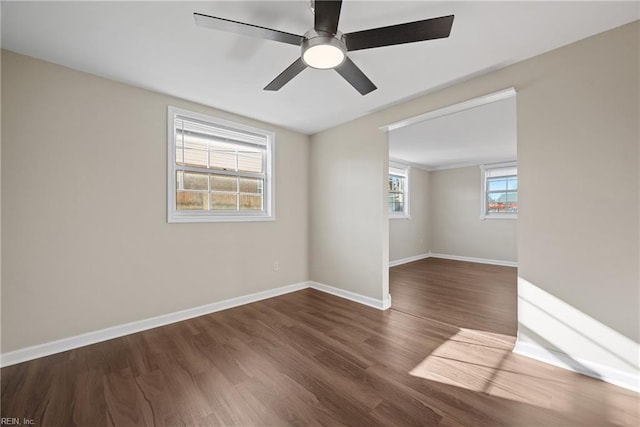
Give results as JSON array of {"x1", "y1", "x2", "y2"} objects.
[{"x1": 273, "y1": 261, "x2": 279, "y2": 271}]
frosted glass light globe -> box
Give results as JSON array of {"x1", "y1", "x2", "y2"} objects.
[{"x1": 302, "y1": 44, "x2": 345, "y2": 69}]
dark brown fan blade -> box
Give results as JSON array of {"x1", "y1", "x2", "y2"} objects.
[
  {"x1": 194, "y1": 12, "x2": 303, "y2": 46},
  {"x1": 314, "y1": 0, "x2": 343, "y2": 35},
  {"x1": 345, "y1": 15, "x2": 454, "y2": 51},
  {"x1": 264, "y1": 58, "x2": 307, "y2": 91},
  {"x1": 334, "y1": 57, "x2": 377, "y2": 95}
]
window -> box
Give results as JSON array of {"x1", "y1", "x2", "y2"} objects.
[
  {"x1": 389, "y1": 162, "x2": 410, "y2": 218},
  {"x1": 167, "y1": 106, "x2": 274, "y2": 223},
  {"x1": 480, "y1": 162, "x2": 517, "y2": 219}
]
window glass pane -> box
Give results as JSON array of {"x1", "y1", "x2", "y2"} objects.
[
  {"x1": 177, "y1": 191, "x2": 207, "y2": 210},
  {"x1": 389, "y1": 193, "x2": 404, "y2": 213},
  {"x1": 211, "y1": 175, "x2": 237, "y2": 192},
  {"x1": 238, "y1": 149, "x2": 263, "y2": 173},
  {"x1": 389, "y1": 176, "x2": 404, "y2": 192},
  {"x1": 175, "y1": 121, "x2": 185, "y2": 165},
  {"x1": 210, "y1": 193, "x2": 237, "y2": 210},
  {"x1": 488, "y1": 177, "x2": 507, "y2": 192},
  {"x1": 487, "y1": 192, "x2": 504, "y2": 213},
  {"x1": 388, "y1": 193, "x2": 403, "y2": 202},
  {"x1": 240, "y1": 194, "x2": 263, "y2": 210},
  {"x1": 175, "y1": 146, "x2": 184, "y2": 164},
  {"x1": 507, "y1": 177, "x2": 518, "y2": 190},
  {"x1": 183, "y1": 172, "x2": 208, "y2": 190},
  {"x1": 487, "y1": 191, "x2": 518, "y2": 213},
  {"x1": 209, "y1": 141, "x2": 236, "y2": 171},
  {"x1": 176, "y1": 171, "x2": 184, "y2": 190},
  {"x1": 239, "y1": 177, "x2": 263, "y2": 194},
  {"x1": 390, "y1": 202, "x2": 404, "y2": 213}
]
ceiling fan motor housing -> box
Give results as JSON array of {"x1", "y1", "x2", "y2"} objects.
[{"x1": 301, "y1": 29, "x2": 347, "y2": 69}]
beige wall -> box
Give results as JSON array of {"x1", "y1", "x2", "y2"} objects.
[
  {"x1": 311, "y1": 21, "x2": 639, "y2": 375},
  {"x1": 0, "y1": 21, "x2": 3, "y2": 352},
  {"x1": 513, "y1": 20, "x2": 639, "y2": 376},
  {"x1": 389, "y1": 167, "x2": 430, "y2": 262},
  {"x1": 1, "y1": 50, "x2": 310, "y2": 352},
  {"x1": 309, "y1": 115, "x2": 389, "y2": 300},
  {"x1": 429, "y1": 166, "x2": 517, "y2": 262}
]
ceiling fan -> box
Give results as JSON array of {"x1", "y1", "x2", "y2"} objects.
[{"x1": 194, "y1": 1, "x2": 454, "y2": 95}]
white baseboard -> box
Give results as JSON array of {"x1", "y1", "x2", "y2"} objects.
[
  {"x1": 389, "y1": 253, "x2": 430, "y2": 267},
  {"x1": 1, "y1": 280, "x2": 391, "y2": 367},
  {"x1": 309, "y1": 281, "x2": 391, "y2": 310},
  {"x1": 429, "y1": 252, "x2": 518, "y2": 268},
  {"x1": 1, "y1": 281, "x2": 308, "y2": 368},
  {"x1": 513, "y1": 338, "x2": 639, "y2": 393}
]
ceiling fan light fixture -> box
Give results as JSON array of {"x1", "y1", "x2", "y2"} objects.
[
  {"x1": 194, "y1": 1, "x2": 455, "y2": 94},
  {"x1": 303, "y1": 44, "x2": 344, "y2": 69},
  {"x1": 301, "y1": 32, "x2": 346, "y2": 69}
]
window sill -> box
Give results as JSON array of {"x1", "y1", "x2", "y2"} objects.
[
  {"x1": 390, "y1": 214, "x2": 411, "y2": 220},
  {"x1": 168, "y1": 213, "x2": 275, "y2": 223},
  {"x1": 480, "y1": 214, "x2": 517, "y2": 220}
]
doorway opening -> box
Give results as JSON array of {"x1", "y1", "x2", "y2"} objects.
[{"x1": 384, "y1": 88, "x2": 518, "y2": 335}]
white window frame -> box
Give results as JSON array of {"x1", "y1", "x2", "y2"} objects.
[
  {"x1": 167, "y1": 106, "x2": 275, "y2": 223},
  {"x1": 480, "y1": 161, "x2": 517, "y2": 220},
  {"x1": 389, "y1": 161, "x2": 410, "y2": 219}
]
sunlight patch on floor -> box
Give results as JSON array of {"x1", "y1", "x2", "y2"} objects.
[{"x1": 410, "y1": 327, "x2": 556, "y2": 408}]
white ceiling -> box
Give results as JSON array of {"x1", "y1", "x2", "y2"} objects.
[
  {"x1": 389, "y1": 96, "x2": 516, "y2": 170},
  {"x1": 2, "y1": 1, "x2": 638, "y2": 134}
]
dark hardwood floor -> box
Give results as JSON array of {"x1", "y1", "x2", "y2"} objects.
[
  {"x1": 2, "y1": 258, "x2": 638, "y2": 426},
  {"x1": 390, "y1": 258, "x2": 518, "y2": 336}
]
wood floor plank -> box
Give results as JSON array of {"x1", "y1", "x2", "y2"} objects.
[{"x1": 2, "y1": 257, "x2": 638, "y2": 426}]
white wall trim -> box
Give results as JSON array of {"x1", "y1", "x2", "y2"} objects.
[
  {"x1": 429, "y1": 252, "x2": 518, "y2": 267},
  {"x1": 390, "y1": 158, "x2": 519, "y2": 173},
  {"x1": 513, "y1": 338, "x2": 639, "y2": 393},
  {"x1": 1, "y1": 282, "x2": 308, "y2": 367},
  {"x1": 380, "y1": 87, "x2": 517, "y2": 132},
  {"x1": 427, "y1": 158, "x2": 515, "y2": 172},
  {"x1": 389, "y1": 253, "x2": 431, "y2": 267},
  {"x1": 309, "y1": 281, "x2": 391, "y2": 310},
  {"x1": 1, "y1": 281, "x2": 391, "y2": 367}
]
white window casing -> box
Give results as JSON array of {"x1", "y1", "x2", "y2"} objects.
[
  {"x1": 389, "y1": 161, "x2": 410, "y2": 219},
  {"x1": 480, "y1": 161, "x2": 517, "y2": 220},
  {"x1": 167, "y1": 106, "x2": 275, "y2": 223}
]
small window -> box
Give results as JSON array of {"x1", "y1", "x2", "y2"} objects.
[
  {"x1": 481, "y1": 162, "x2": 517, "y2": 219},
  {"x1": 389, "y1": 162, "x2": 410, "y2": 218},
  {"x1": 168, "y1": 106, "x2": 274, "y2": 223}
]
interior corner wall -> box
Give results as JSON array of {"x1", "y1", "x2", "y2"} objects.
[
  {"x1": 513, "y1": 21, "x2": 639, "y2": 378},
  {"x1": 389, "y1": 167, "x2": 430, "y2": 262},
  {"x1": 309, "y1": 115, "x2": 389, "y2": 301},
  {"x1": 1, "y1": 50, "x2": 310, "y2": 353},
  {"x1": 310, "y1": 20, "x2": 639, "y2": 380},
  {"x1": 429, "y1": 166, "x2": 517, "y2": 263}
]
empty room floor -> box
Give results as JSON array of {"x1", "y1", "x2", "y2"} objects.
[{"x1": 2, "y1": 258, "x2": 638, "y2": 426}]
